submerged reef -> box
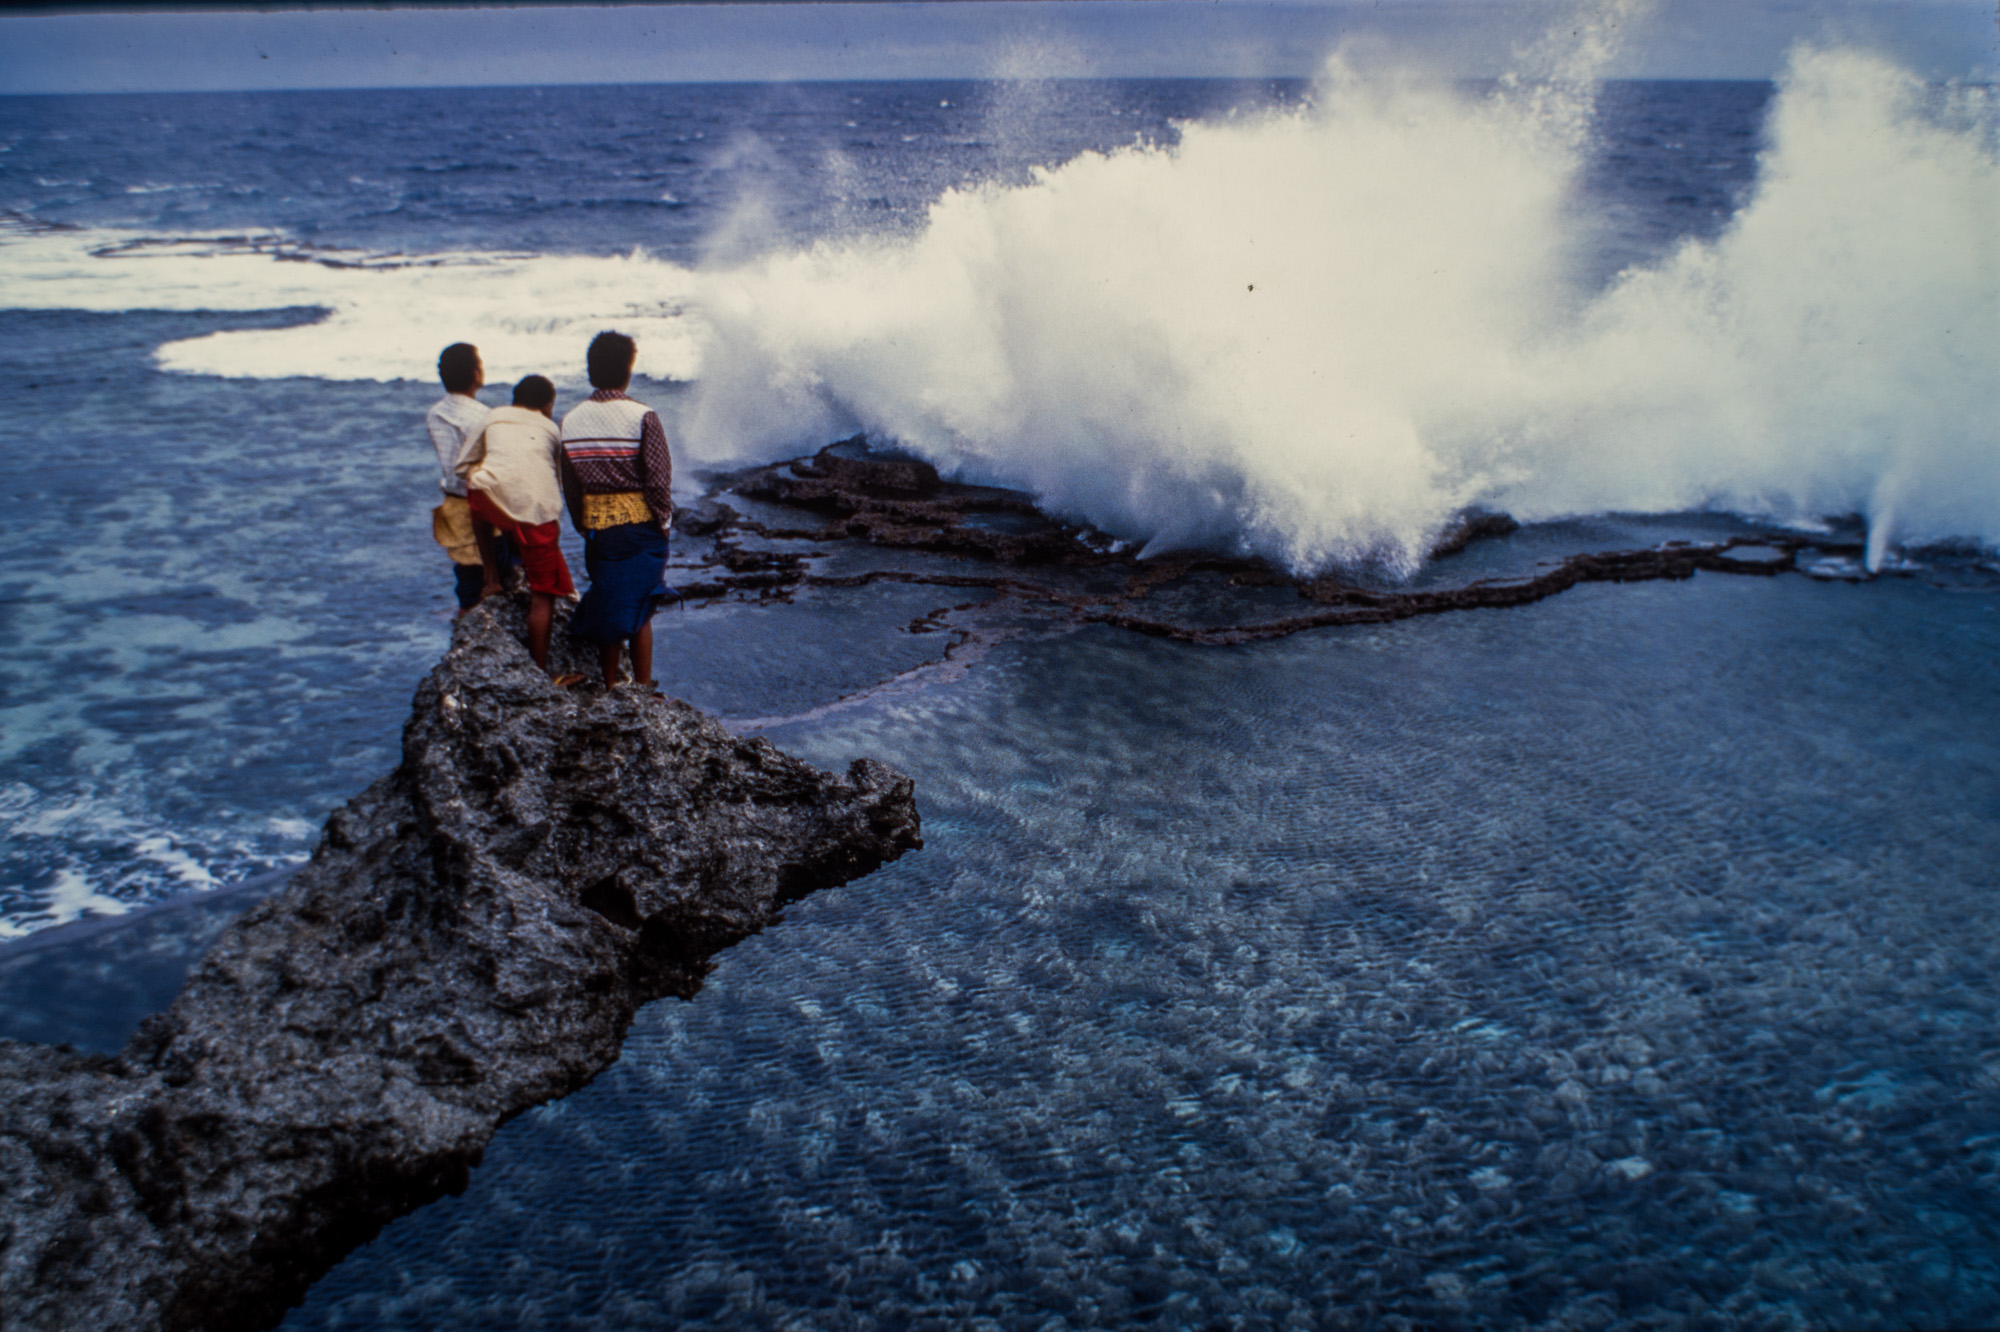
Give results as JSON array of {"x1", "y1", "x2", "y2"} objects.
[
  {"x1": 0, "y1": 600, "x2": 922, "y2": 1332},
  {"x1": 684, "y1": 439, "x2": 1880, "y2": 645}
]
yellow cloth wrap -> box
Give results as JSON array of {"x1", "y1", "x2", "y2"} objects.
[
  {"x1": 582, "y1": 490, "x2": 653, "y2": 531},
  {"x1": 430, "y1": 494, "x2": 482, "y2": 566}
]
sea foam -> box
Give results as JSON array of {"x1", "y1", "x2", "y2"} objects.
[{"x1": 0, "y1": 230, "x2": 704, "y2": 386}]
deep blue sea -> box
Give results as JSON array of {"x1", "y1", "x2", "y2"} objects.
[{"x1": 2, "y1": 74, "x2": 1998, "y2": 1329}]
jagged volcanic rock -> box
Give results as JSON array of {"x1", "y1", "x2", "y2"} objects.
[
  {"x1": 0, "y1": 598, "x2": 922, "y2": 1332},
  {"x1": 695, "y1": 440, "x2": 1854, "y2": 646}
]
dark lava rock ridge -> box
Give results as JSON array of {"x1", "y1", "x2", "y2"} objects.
[
  {"x1": 0, "y1": 598, "x2": 922, "y2": 1332},
  {"x1": 678, "y1": 438, "x2": 1878, "y2": 645}
]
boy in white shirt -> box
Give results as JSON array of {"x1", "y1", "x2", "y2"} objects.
[
  {"x1": 425, "y1": 342, "x2": 493, "y2": 614},
  {"x1": 457, "y1": 374, "x2": 576, "y2": 671}
]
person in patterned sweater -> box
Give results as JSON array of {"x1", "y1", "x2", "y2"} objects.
[{"x1": 558, "y1": 330, "x2": 674, "y2": 692}]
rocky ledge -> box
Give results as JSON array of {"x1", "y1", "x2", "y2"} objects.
[
  {"x1": 0, "y1": 599, "x2": 922, "y2": 1332},
  {"x1": 677, "y1": 440, "x2": 1881, "y2": 645}
]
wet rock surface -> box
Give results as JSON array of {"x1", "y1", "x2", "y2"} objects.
[
  {"x1": 687, "y1": 439, "x2": 1879, "y2": 644},
  {"x1": 0, "y1": 600, "x2": 921, "y2": 1332}
]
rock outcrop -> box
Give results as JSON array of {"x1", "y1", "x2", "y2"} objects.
[
  {"x1": 0, "y1": 598, "x2": 922, "y2": 1332},
  {"x1": 680, "y1": 440, "x2": 1875, "y2": 646}
]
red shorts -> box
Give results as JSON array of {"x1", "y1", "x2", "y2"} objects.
[{"x1": 467, "y1": 490, "x2": 576, "y2": 599}]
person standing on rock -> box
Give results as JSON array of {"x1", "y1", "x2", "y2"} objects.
[
  {"x1": 456, "y1": 374, "x2": 579, "y2": 673},
  {"x1": 426, "y1": 343, "x2": 492, "y2": 614},
  {"x1": 558, "y1": 331, "x2": 674, "y2": 692}
]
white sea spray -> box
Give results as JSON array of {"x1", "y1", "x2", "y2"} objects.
[
  {"x1": 1513, "y1": 51, "x2": 2000, "y2": 567},
  {"x1": 681, "y1": 45, "x2": 2000, "y2": 572}
]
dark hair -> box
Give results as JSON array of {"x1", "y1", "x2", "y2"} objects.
[
  {"x1": 586, "y1": 331, "x2": 637, "y2": 390},
  {"x1": 437, "y1": 342, "x2": 480, "y2": 394},
  {"x1": 511, "y1": 374, "x2": 556, "y2": 411}
]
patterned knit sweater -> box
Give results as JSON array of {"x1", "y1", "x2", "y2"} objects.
[{"x1": 557, "y1": 389, "x2": 674, "y2": 530}]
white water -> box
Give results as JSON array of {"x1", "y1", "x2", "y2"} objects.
[
  {"x1": 683, "y1": 46, "x2": 2000, "y2": 572},
  {"x1": 1, "y1": 45, "x2": 1993, "y2": 572},
  {"x1": 0, "y1": 232, "x2": 705, "y2": 386},
  {"x1": 1520, "y1": 52, "x2": 2000, "y2": 568}
]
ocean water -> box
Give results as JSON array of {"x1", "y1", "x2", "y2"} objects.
[
  {"x1": 293, "y1": 577, "x2": 2000, "y2": 1331},
  {"x1": 0, "y1": 78, "x2": 1287, "y2": 933},
  {"x1": 2, "y1": 60, "x2": 1998, "y2": 1329}
]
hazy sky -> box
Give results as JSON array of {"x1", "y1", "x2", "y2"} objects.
[{"x1": 0, "y1": 0, "x2": 1994, "y2": 93}]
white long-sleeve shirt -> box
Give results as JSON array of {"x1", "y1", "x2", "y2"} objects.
[{"x1": 426, "y1": 393, "x2": 489, "y2": 497}]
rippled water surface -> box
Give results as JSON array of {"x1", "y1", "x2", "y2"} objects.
[{"x1": 285, "y1": 572, "x2": 2000, "y2": 1330}]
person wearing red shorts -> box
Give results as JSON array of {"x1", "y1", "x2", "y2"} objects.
[{"x1": 455, "y1": 374, "x2": 577, "y2": 672}]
